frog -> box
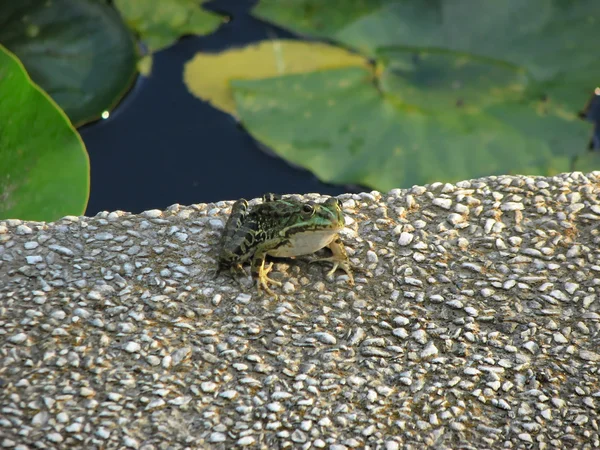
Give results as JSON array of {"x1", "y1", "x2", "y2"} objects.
[{"x1": 217, "y1": 193, "x2": 354, "y2": 296}]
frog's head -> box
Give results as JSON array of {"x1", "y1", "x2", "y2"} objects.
[{"x1": 284, "y1": 197, "x2": 345, "y2": 234}]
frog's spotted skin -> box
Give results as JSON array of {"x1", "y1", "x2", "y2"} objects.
[{"x1": 217, "y1": 194, "x2": 353, "y2": 297}]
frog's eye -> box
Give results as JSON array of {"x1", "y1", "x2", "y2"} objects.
[{"x1": 302, "y1": 204, "x2": 314, "y2": 214}]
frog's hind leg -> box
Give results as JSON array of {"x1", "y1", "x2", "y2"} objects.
[{"x1": 251, "y1": 251, "x2": 281, "y2": 297}]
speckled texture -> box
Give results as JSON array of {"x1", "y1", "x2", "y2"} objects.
[{"x1": 1, "y1": 172, "x2": 600, "y2": 450}]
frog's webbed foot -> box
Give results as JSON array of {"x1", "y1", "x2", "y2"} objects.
[
  {"x1": 310, "y1": 236, "x2": 355, "y2": 285},
  {"x1": 253, "y1": 259, "x2": 282, "y2": 298}
]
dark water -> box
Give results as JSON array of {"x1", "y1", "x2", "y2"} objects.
[{"x1": 79, "y1": 0, "x2": 358, "y2": 216}]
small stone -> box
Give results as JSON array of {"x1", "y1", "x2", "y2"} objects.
[
  {"x1": 236, "y1": 293, "x2": 252, "y2": 304},
  {"x1": 96, "y1": 427, "x2": 110, "y2": 439},
  {"x1": 501, "y1": 202, "x2": 524, "y2": 211},
  {"x1": 209, "y1": 219, "x2": 224, "y2": 230},
  {"x1": 32, "y1": 411, "x2": 49, "y2": 426},
  {"x1": 123, "y1": 436, "x2": 139, "y2": 448},
  {"x1": 47, "y1": 432, "x2": 64, "y2": 443},
  {"x1": 319, "y1": 417, "x2": 332, "y2": 427},
  {"x1": 421, "y1": 342, "x2": 438, "y2": 358},
  {"x1": 518, "y1": 433, "x2": 533, "y2": 443},
  {"x1": 550, "y1": 289, "x2": 569, "y2": 302},
  {"x1": 16, "y1": 225, "x2": 33, "y2": 235},
  {"x1": 146, "y1": 399, "x2": 165, "y2": 410},
  {"x1": 80, "y1": 387, "x2": 95, "y2": 397},
  {"x1": 553, "y1": 333, "x2": 568, "y2": 344},
  {"x1": 201, "y1": 382, "x2": 217, "y2": 393},
  {"x1": 66, "y1": 423, "x2": 82, "y2": 433},
  {"x1": 579, "y1": 350, "x2": 600, "y2": 362},
  {"x1": 464, "y1": 306, "x2": 478, "y2": 316},
  {"x1": 171, "y1": 347, "x2": 191, "y2": 366},
  {"x1": 124, "y1": 342, "x2": 141, "y2": 353},
  {"x1": 143, "y1": 209, "x2": 162, "y2": 218},
  {"x1": 314, "y1": 332, "x2": 336, "y2": 345},
  {"x1": 433, "y1": 198, "x2": 452, "y2": 209},
  {"x1": 366, "y1": 250, "x2": 378, "y2": 264},
  {"x1": 393, "y1": 328, "x2": 408, "y2": 339},
  {"x1": 26, "y1": 255, "x2": 43, "y2": 264},
  {"x1": 48, "y1": 244, "x2": 74, "y2": 256},
  {"x1": 267, "y1": 402, "x2": 283, "y2": 412},
  {"x1": 236, "y1": 436, "x2": 255, "y2": 446},
  {"x1": 385, "y1": 441, "x2": 399, "y2": 450},
  {"x1": 146, "y1": 355, "x2": 160, "y2": 366},
  {"x1": 282, "y1": 282, "x2": 295, "y2": 293},
  {"x1": 480, "y1": 288, "x2": 494, "y2": 298},
  {"x1": 209, "y1": 432, "x2": 226, "y2": 443},
  {"x1": 523, "y1": 341, "x2": 538, "y2": 354},
  {"x1": 564, "y1": 282, "x2": 579, "y2": 294},
  {"x1": 9, "y1": 333, "x2": 27, "y2": 344},
  {"x1": 398, "y1": 232, "x2": 414, "y2": 246},
  {"x1": 291, "y1": 430, "x2": 307, "y2": 443},
  {"x1": 219, "y1": 390, "x2": 238, "y2": 399}
]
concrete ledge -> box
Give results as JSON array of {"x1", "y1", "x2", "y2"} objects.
[{"x1": 1, "y1": 171, "x2": 599, "y2": 449}]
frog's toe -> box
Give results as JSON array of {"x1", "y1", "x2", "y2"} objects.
[
  {"x1": 312, "y1": 257, "x2": 354, "y2": 285},
  {"x1": 257, "y1": 277, "x2": 281, "y2": 298},
  {"x1": 256, "y1": 263, "x2": 282, "y2": 297}
]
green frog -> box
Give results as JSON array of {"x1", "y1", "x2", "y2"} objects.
[{"x1": 217, "y1": 193, "x2": 354, "y2": 296}]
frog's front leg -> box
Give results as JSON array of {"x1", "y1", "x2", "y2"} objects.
[
  {"x1": 251, "y1": 250, "x2": 282, "y2": 297},
  {"x1": 311, "y1": 236, "x2": 354, "y2": 285}
]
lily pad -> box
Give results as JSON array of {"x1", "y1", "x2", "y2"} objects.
[
  {"x1": 253, "y1": 0, "x2": 384, "y2": 39},
  {"x1": 376, "y1": 47, "x2": 529, "y2": 112},
  {"x1": 0, "y1": 45, "x2": 89, "y2": 222},
  {"x1": 241, "y1": 1, "x2": 598, "y2": 188},
  {"x1": 232, "y1": 67, "x2": 585, "y2": 191},
  {"x1": 0, "y1": 0, "x2": 138, "y2": 126},
  {"x1": 114, "y1": 0, "x2": 223, "y2": 53},
  {"x1": 184, "y1": 40, "x2": 369, "y2": 115},
  {"x1": 255, "y1": 0, "x2": 600, "y2": 110}
]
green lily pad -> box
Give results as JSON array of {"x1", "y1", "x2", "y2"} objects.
[
  {"x1": 0, "y1": 0, "x2": 138, "y2": 126},
  {"x1": 0, "y1": 45, "x2": 89, "y2": 222},
  {"x1": 242, "y1": 1, "x2": 597, "y2": 189},
  {"x1": 114, "y1": 0, "x2": 223, "y2": 53},
  {"x1": 253, "y1": 0, "x2": 384, "y2": 39},
  {"x1": 232, "y1": 67, "x2": 583, "y2": 191},
  {"x1": 255, "y1": 0, "x2": 600, "y2": 110},
  {"x1": 573, "y1": 151, "x2": 600, "y2": 173},
  {"x1": 377, "y1": 47, "x2": 529, "y2": 112}
]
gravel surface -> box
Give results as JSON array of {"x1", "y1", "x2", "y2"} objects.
[{"x1": 1, "y1": 172, "x2": 600, "y2": 450}]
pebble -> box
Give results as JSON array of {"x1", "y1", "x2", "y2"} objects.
[
  {"x1": 579, "y1": 350, "x2": 600, "y2": 362},
  {"x1": 433, "y1": 198, "x2": 452, "y2": 209},
  {"x1": 209, "y1": 432, "x2": 226, "y2": 443},
  {"x1": 398, "y1": 232, "x2": 414, "y2": 246},
  {"x1": 124, "y1": 342, "x2": 141, "y2": 353},
  {"x1": 47, "y1": 433, "x2": 63, "y2": 443},
  {"x1": 236, "y1": 436, "x2": 255, "y2": 446},
  {"x1": 314, "y1": 332, "x2": 336, "y2": 345},
  {"x1": 282, "y1": 282, "x2": 295, "y2": 293},
  {"x1": 8, "y1": 333, "x2": 27, "y2": 344},
  {"x1": 421, "y1": 342, "x2": 438, "y2": 358},
  {"x1": 201, "y1": 382, "x2": 217, "y2": 393}
]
